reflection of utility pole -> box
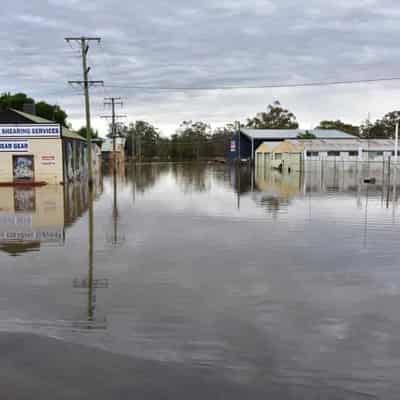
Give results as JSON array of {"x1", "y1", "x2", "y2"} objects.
[
  {"x1": 138, "y1": 133, "x2": 142, "y2": 162},
  {"x1": 72, "y1": 188, "x2": 108, "y2": 329},
  {"x1": 87, "y1": 188, "x2": 95, "y2": 322},
  {"x1": 132, "y1": 162, "x2": 136, "y2": 204},
  {"x1": 393, "y1": 162, "x2": 398, "y2": 223},
  {"x1": 236, "y1": 165, "x2": 241, "y2": 210},
  {"x1": 112, "y1": 156, "x2": 119, "y2": 246},
  {"x1": 65, "y1": 36, "x2": 103, "y2": 187},
  {"x1": 363, "y1": 185, "x2": 370, "y2": 249}
]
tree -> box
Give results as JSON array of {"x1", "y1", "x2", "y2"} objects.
[
  {"x1": 297, "y1": 131, "x2": 316, "y2": 139},
  {"x1": 176, "y1": 121, "x2": 211, "y2": 160},
  {"x1": 125, "y1": 121, "x2": 160, "y2": 160},
  {"x1": 0, "y1": 92, "x2": 68, "y2": 126},
  {"x1": 36, "y1": 102, "x2": 68, "y2": 126},
  {"x1": 0, "y1": 92, "x2": 34, "y2": 110},
  {"x1": 209, "y1": 126, "x2": 232, "y2": 158},
  {"x1": 246, "y1": 101, "x2": 299, "y2": 129},
  {"x1": 363, "y1": 111, "x2": 400, "y2": 139},
  {"x1": 77, "y1": 127, "x2": 99, "y2": 139},
  {"x1": 317, "y1": 120, "x2": 359, "y2": 136}
]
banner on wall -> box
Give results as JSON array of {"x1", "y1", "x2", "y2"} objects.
[
  {"x1": 0, "y1": 140, "x2": 29, "y2": 152},
  {"x1": 0, "y1": 124, "x2": 60, "y2": 138}
]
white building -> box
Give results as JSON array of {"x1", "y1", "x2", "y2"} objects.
[{"x1": 256, "y1": 138, "x2": 400, "y2": 172}]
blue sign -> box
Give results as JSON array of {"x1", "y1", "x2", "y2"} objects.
[
  {"x1": 0, "y1": 141, "x2": 29, "y2": 152},
  {"x1": 0, "y1": 124, "x2": 60, "y2": 138}
]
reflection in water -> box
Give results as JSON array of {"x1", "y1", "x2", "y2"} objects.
[
  {"x1": 172, "y1": 163, "x2": 210, "y2": 193},
  {"x1": 0, "y1": 186, "x2": 65, "y2": 255},
  {"x1": 0, "y1": 181, "x2": 103, "y2": 256},
  {"x1": 1, "y1": 163, "x2": 400, "y2": 398}
]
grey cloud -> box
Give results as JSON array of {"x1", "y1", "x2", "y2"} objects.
[{"x1": 1, "y1": 0, "x2": 400, "y2": 134}]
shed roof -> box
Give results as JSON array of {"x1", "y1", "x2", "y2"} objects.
[
  {"x1": 10, "y1": 109, "x2": 85, "y2": 141},
  {"x1": 255, "y1": 141, "x2": 281, "y2": 153},
  {"x1": 273, "y1": 140, "x2": 304, "y2": 153},
  {"x1": 241, "y1": 128, "x2": 354, "y2": 140}
]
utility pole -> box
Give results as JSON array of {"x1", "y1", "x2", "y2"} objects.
[
  {"x1": 101, "y1": 98, "x2": 126, "y2": 219},
  {"x1": 235, "y1": 121, "x2": 241, "y2": 163},
  {"x1": 102, "y1": 97, "x2": 125, "y2": 165},
  {"x1": 65, "y1": 36, "x2": 103, "y2": 187}
]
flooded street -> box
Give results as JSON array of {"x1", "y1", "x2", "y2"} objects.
[{"x1": 1, "y1": 163, "x2": 400, "y2": 398}]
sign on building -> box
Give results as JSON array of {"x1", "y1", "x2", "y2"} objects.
[
  {"x1": 0, "y1": 140, "x2": 29, "y2": 152},
  {"x1": 230, "y1": 140, "x2": 236, "y2": 152},
  {"x1": 0, "y1": 124, "x2": 61, "y2": 138}
]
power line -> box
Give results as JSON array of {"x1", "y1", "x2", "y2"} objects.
[{"x1": 104, "y1": 76, "x2": 400, "y2": 91}]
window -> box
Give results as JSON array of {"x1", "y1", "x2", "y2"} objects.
[
  {"x1": 392, "y1": 151, "x2": 400, "y2": 156},
  {"x1": 306, "y1": 151, "x2": 319, "y2": 157},
  {"x1": 327, "y1": 151, "x2": 340, "y2": 157},
  {"x1": 368, "y1": 151, "x2": 383, "y2": 159},
  {"x1": 274, "y1": 153, "x2": 282, "y2": 160},
  {"x1": 349, "y1": 151, "x2": 358, "y2": 157}
]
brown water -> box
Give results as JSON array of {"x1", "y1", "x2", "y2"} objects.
[{"x1": 1, "y1": 163, "x2": 400, "y2": 398}]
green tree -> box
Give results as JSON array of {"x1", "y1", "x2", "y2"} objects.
[
  {"x1": 297, "y1": 131, "x2": 316, "y2": 139},
  {"x1": 125, "y1": 121, "x2": 161, "y2": 160},
  {"x1": 209, "y1": 126, "x2": 232, "y2": 158},
  {"x1": 77, "y1": 127, "x2": 99, "y2": 139},
  {"x1": 246, "y1": 101, "x2": 299, "y2": 129},
  {"x1": 317, "y1": 120, "x2": 359, "y2": 136},
  {"x1": 363, "y1": 111, "x2": 400, "y2": 139},
  {"x1": 0, "y1": 92, "x2": 34, "y2": 110},
  {"x1": 0, "y1": 92, "x2": 68, "y2": 126},
  {"x1": 176, "y1": 120, "x2": 211, "y2": 160}
]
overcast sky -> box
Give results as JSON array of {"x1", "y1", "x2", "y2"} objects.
[{"x1": 2, "y1": 0, "x2": 400, "y2": 136}]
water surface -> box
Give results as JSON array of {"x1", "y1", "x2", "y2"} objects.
[{"x1": 1, "y1": 163, "x2": 400, "y2": 398}]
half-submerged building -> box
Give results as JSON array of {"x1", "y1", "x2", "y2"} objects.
[
  {"x1": 0, "y1": 108, "x2": 101, "y2": 185},
  {"x1": 255, "y1": 138, "x2": 399, "y2": 172},
  {"x1": 228, "y1": 128, "x2": 354, "y2": 161}
]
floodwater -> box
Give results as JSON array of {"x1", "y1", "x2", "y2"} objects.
[{"x1": 1, "y1": 162, "x2": 400, "y2": 398}]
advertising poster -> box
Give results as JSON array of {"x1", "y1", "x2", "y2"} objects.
[{"x1": 13, "y1": 155, "x2": 34, "y2": 182}]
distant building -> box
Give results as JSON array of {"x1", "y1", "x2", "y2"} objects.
[
  {"x1": 228, "y1": 128, "x2": 355, "y2": 161},
  {"x1": 101, "y1": 137, "x2": 126, "y2": 165},
  {"x1": 255, "y1": 138, "x2": 399, "y2": 172},
  {"x1": 0, "y1": 108, "x2": 101, "y2": 185}
]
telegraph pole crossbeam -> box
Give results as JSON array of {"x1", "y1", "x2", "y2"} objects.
[{"x1": 65, "y1": 36, "x2": 102, "y2": 187}]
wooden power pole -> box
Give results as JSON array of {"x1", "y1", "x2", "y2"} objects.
[{"x1": 65, "y1": 36, "x2": 103, "y2": 187}]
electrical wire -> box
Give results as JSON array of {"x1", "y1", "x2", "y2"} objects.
[{"x1": 104, "y1": 76, "x2": 400, "y2": 91}]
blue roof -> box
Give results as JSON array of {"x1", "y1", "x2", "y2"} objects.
[{"x1": 241, "y1": 128, "x2": 354, "y2": 140}]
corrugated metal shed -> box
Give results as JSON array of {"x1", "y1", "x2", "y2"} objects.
[
  {"x1": 289, "y1": 138, "x2": 396, "y2": 151},
  {"x1": 241, "y1": 128, "x2": 354, "y2": 140},
  {"x1": 273, "y1": 141, "x2": 304, "y2": 153},
  {"x1": 255, "y1": 142, "x2": 281, "y2": 153}
]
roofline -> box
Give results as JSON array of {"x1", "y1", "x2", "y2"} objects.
[
  {"x1": 240, "y1": 127, "x2": 353, "y2": 139},
  {"x1": 9, "y1": 108, "x2": 87, "y2": 141}
]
